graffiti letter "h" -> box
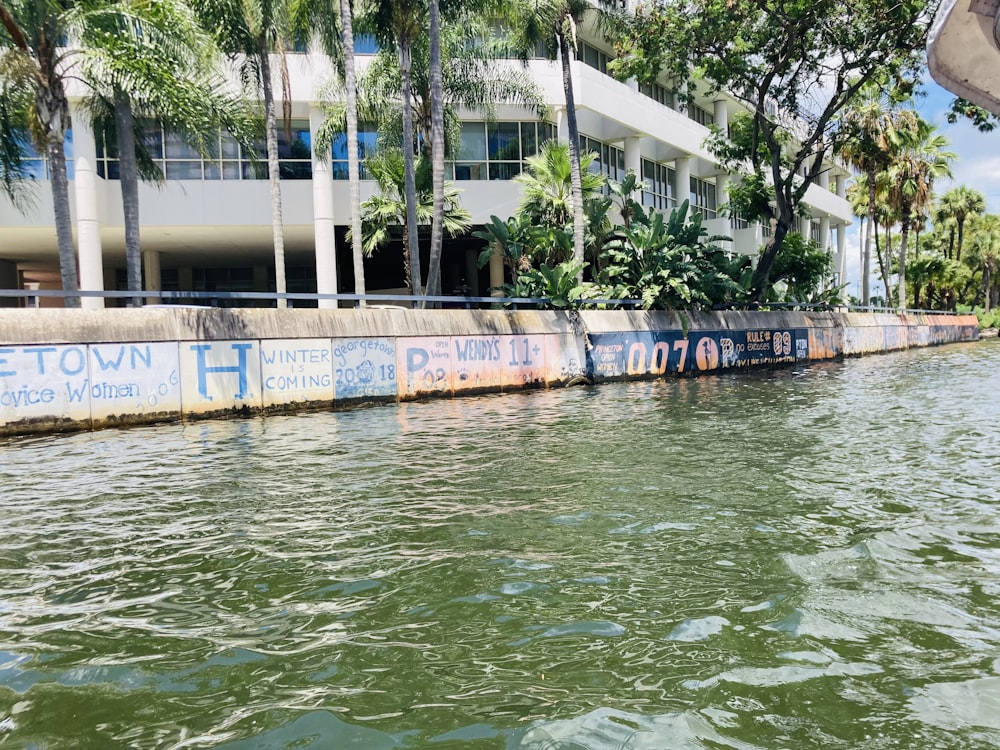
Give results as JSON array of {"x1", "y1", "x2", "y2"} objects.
[{"x1": 191, "y1": 343, "x2": 252, "y2": 400}]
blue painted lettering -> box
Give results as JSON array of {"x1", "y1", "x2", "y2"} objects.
[
  {"x1": 455, "y1": 338, "x2": 501, "y2": 363},
  {"x1": 0, "y1": 386, "x2": 56, "y2": 407},
  {"x1": 66, "y1": 379, "x2": 90, "y2": 403},
  {"x1": 93, "y1": 346, "x2": 126, "y2": 372},
  {"x1": 191, "y1": 343, "x2": 252, "y2": 401},
  {"x1": 130, "y1": 345, "x2": 152, "y2": 369},
  {"x1": 59, "y1": 347, "x2": 86, "y2": 376},
  {"x1": 23, "y1": 346, "x2": 56, "y2": 374},
  {"x1": 0, "y1": 347, "x2": 14, "y2": 377},
  {"x1": 407, "y1": 347, "x2": 429, "y2": 373}
]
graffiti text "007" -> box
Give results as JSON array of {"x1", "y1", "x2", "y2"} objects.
[{"x1": 626, "y1": 340, "x2": 689, "y2": 376}]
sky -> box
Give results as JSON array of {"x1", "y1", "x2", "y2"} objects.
[{"x1": 839, "y1": 71, "x2": 1000, "y2": 300}]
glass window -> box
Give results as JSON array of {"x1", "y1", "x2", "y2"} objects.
[
  {"x1": 690, "y1": 176, "x2": 717, "y2": 219},
  {"x1": 165, "y1": 161, "x2": 203, "y2": 180},
  {"x1": 488, "y1": 122, "x2": 520, "y2": 161},
  {"x1": 457, "y1": 122, "x2": 487, "y2": 161}
]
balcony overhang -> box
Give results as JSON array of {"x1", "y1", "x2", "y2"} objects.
[{"x1": 928, "y1": 0, "x2": 1000, "y2": 115}]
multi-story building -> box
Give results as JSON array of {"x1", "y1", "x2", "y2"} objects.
[{"x1": 0, "y1": 16, "x2": 853, "y2": 308}]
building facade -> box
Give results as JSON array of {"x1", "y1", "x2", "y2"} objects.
[{"x1": 0, "y1": 19, "x2": 854, "y2": 308}]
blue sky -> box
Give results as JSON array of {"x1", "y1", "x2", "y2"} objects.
[{"x1": 839, "y1": 71, "x2": 1000, "y2": 299}]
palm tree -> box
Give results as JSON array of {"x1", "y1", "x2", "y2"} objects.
[
  {"x1": 508, "y1": 0, "x2": 592, "y2": 278},
  {"x1": 1, "y1": 0, "x2": 87, "y2": 306},
  {"x1": 346, "y1": 10, "x2": 545, "y2": 297},
  {"x1": 196, "y1": 0, "x2": 295, "y2": 307},
  {"x1": 885, "y1": 119, "x2": 954, "y2": 309},
  {"x1": 363, "y1": 0, "x2": 426, "y2": 296},
  {"x1": 81, "y1": 0, "x2": 254, "y2": 306},
  {"x1": 840, "y1": 81, "x2": 917, "y2": 306},
  {"x1": 353, "y1": 149, "x2": 472, "y2": 290},
  {"x1": 515, "y1": 139, "x2": 604, "y2": 227},
  {"x1": 936, "y1": 186, "x2": 986, "y2": 263},
  {"x1": 964, "y1": 214, "x2": 1000, "y2": 313}
]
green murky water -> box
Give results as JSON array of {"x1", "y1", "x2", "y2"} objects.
[{"x1": 2, "y1": 341, "x2": 999, "y2": 749}]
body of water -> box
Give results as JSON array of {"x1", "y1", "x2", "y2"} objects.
[{"x1": 2, "y1": 341, "x2": 999, "y2": 749}]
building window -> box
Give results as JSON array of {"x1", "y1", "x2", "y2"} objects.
[
  {"x1": 690, "y1": 176, "x2": 717, "y2": 219},
  {"x1": 731, "y1": 216, "x2": 750, "y2": 230},
  {"x1": 451, "y1": 121, "x2": 556, "y2": 181},
  {"x1": 639, "y1": 81, "x2": 674, "y2": 109},
  {"x1": 12, "y1": 128, "x2": 74, "y2": 180},
  {"x1": 688, "y1": 104, "x2": 715, "y2": 127},
  {"x1": 331, "y1": 124, "x2": 378, "y2": 180},
  {"x1": 97, "y1": 120, "x2": 312, "y2": 181},
  {"x1": 640, "y1": 159, "x2": 675, "y2": 211},
  {"x1": 579, "y1": 134, "x2": 624, "y2": 185},
  {"x1": 579, "y1": 42, "x2": 613, "y2": 75}
]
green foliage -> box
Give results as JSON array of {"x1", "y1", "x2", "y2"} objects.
[
  {"x1": 354, "y1": 149, "x2": 472, "y2": 256},
  {"x1": 764, "y1": 233, "x2": 840, "y2": 304},
  {"x1": 973, "y1": 307, "x2": 1000, "y2": 330},
  {"x1": 947, "y1": 98, "x2": 1000, "y2": 133},
  {"x1": 598, "y1": 200, "x2": 749, "y2": 309},
  {"x1": 602, "y1": 0, "x2": 937, "y2": 301},
  {"x1": 499, "y1": 260, "x2": 592, "y2": 309}
]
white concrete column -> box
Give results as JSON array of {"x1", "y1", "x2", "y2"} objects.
[
  {"x1": 624, "y1": 136, "x2": 641, "y2": 179},
  {"x1": 143, "y1": 249, "x2": 161, "y2": 305},
  {"x1": 716, "y1": 173, "x2": 729, "y2": 218},
  {"x1": 489, "y1": 248, "x2": 504, "y2": 298},
  {"x1": 819, "y1": 216, "x2": 831, "y2": 253},
  {"x1": 310, "y1": 106, "x2": 338, "y2": 308},
  {"x1": 818, "y1": 170, "x2": 830, "y2": 192},
  {"x1": 674, "y1": 156, "x2": 691, "y2": 207},
  {"x1": 835, "y1": 174, "x2": 846, "y2": 199},
  {"x1": 556, "y1": 107, "x2": 569, "y2": 144},
  {"x1": 801, "y1": 215, "x2": 812, "y2": 239},
  {"x1": 713, "y1": 99, "x2": 729, "y2": 135},
  {"x1": 837, "y1": 223, "x2": 848, "y2": 284},
  {"x1": 70, "y1": 101, "x2": 104, "y2": 309}
]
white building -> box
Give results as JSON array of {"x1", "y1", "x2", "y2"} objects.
[{"x1": 0, "y1": 18, "x2": 853, "y2": 308}]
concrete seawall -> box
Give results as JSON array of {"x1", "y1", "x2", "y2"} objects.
[{"x1": 0, "y1": 309, "x2": 980, "y2": 437}]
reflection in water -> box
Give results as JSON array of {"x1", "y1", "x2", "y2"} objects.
[{"x1": 1, "y1": 341, "x2": 999, "y2": 749}]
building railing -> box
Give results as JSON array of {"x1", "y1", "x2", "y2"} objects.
[
  {"x1": 0, "y1": 289, "x2": 968, "y2": 316},
  {"x1": 0, "y1": 289, "x2": 644, "y2": 310}
]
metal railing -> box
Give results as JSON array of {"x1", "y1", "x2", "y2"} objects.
[
  {"x1": 0, "y1": 288, "x2": 644, "y2": 310},
  {"x1": 0, "y1": 289, "x2": 967, "y2": 315}
]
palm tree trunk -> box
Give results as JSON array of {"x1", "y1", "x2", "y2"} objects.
[
  {"x1": 883, "y1": 224, "x2": 893, "y2": 306},
  {"x1": 956, "y1": 218, "x2": 965, "y2": 263},
  {"x1": 399, "y1": 38, "x2": 422, "y2": 297},
  {"x1": 47, "y1": 138, "x2": 80, "y2": 308},
  {"x1": 114, "y1": 89, "x2": 142, "y2": 306},
  {"x1": 898, "y1": 220, "x2": 910, "y2": 311},
  {"x1": 260, "y1": 44, "x2": 287, "y2": 308},
  {"x1": 424, "y1": 0, "x2": 445, "y2": 304},
  {"x1": 340, "y1": 0, "x2": 366, "y2": 301},
  {"x1": 558, "y1": 24, "x2": 585, "y2": 280},
  {"x1": 863, "y1": 168, "x2": 876, "y2": 306}
]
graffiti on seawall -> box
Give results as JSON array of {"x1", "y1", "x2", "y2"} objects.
[{"x1": 588, "y1": 329, "x2": 809, "y2": 378}]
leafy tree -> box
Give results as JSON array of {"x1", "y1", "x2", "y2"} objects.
[
  {"x1": 936, "y1": 186, "x2": 985, "y2": 263},
  {"x1": 765, "y1": 232, "x2": 838, "y2": 304},
  {"x1": 604, "y1": 0, "x2": 938, "y2": 302},
  {"x1": 946, "y1": 97, "x2": 1000, "y2": 132},
  {"x1": 885, "y1": 119, "x2": 953, "y2": 309}
]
